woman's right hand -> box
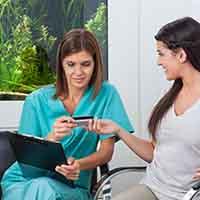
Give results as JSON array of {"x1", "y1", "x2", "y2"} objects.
[
  {"x1": 47, "y1": 116, "x2": 77, "y2": 142},
  {"x1": 88, "y1": 119, "x2": 121, "y2": 135},
  {"x1": 55, "y1": 157, "x2": 80, "y2": 180}
]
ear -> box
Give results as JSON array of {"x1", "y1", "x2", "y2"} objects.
[{"x1": 177, "y1": 48, "x2": 187, "y2": 63}]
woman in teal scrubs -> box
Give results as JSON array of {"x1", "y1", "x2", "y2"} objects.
[{"x1": 1, "y1": 29, "x2": 134, "y2": 200}]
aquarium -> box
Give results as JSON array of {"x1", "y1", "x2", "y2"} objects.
[{"x1": 0, "y1": 0, "x2": 108, "y2": 100}]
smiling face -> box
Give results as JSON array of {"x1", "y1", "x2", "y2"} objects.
[
  {"x1": 62, "y1": 50, "x2": 95, "y2": 91},
  {"x1": 156, "y1": 41, "x2": 183, "y2": 81}
]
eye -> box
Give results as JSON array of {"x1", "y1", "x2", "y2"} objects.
[
  {"x1": 81, "y1": 61, "x2": 92, "y2": 67},
  {"x1": 68, "y1": 62, "x2": 75, "y2": 67},
  {"x1": 157, "y1": 51, "x2": 164, "y2": 56},
  {"x1": 63, "y1": 61, "x2": 75, "y2": 68}
]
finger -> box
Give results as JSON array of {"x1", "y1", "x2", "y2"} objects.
[
  {"x1": 61, "y1": 160, "x2": 80, "y2": 173},
  {"x1": 55, "y1": 166, "x2": 69, "y2": 177},
  {"x1": 63, "y1": 116, "x2": 76, "y2": 123},
  {"x1": 195, "y1": 168, "x2": 200, "y2": 173},
  {"x1": 55, "y1": 166, "x2": 79, "y2": 179},
  {"x1": 88, "y1": 119, "x2": 93, "y2": 131},
  {"x1": 56, "y1": 165, "x2": 78, "y2": 175},
  {"x1": 193, "y1": 176, "x2": 200, "y2": 180},
  {"x1": 67, "y1": 157, "x2": 75, "y2": 165},
  {"x1": 68, "y1": 174, "x2": 79, "y2": 180},
  {"x1": 56, "y1": 116, "x2": 71, "y2": 123},
  {"x1": 56, "y1": 116, "x2": 76, "y2": 125},
  {"x1": 53, "y1": 123, "x2": 68, "y2": 129},
  {"x1": 53, "y1": 134, "x2": 65, "y2": 141},
  {"x1": 96, "y1": 119, "x2": 102, "y2": 132},
  {"x1": 193, "y1": 173, "x2": 200, "y2": 180},
  {"x1": 53, "y1": 129, "x2": 72, "y2": 138},
  {"x1": 93, "y1": 119, "x2": 98, "y2": 130},
  {"x1": 64, "y1": 123, "x2": 77, "y2": 128},
  {"x1": 67, "y1": 171, "x2": 80, "y2": 177},
  {"x1": 56, "y1": 121, "x2": 77, "y2": 128},
  {"x1": 67, "y1": 175, "x2": 79, "y2": 180},
  {"x1": 56, "y1": 169, "x2": 66, "y2": 177},
  {"x1": 67, "y1": 170, "x2": 80, "y2": 178},
  {"x1": 60, "y1": 164, "x2": 76, "y2": 171},
  {"x1": 54, "y1": 126, "x2": 70, "y2": 133}
]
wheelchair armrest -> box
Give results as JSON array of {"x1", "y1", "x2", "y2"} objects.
[
  {"x1": 192, "y1": 181, "x2": 200, "y2": 190},
  {"x1": 93, "y1": 166, "x2": 146, "y2": 200},
  {"x1": 183, "y1": 181, "x2": 200, "y2": 200}
]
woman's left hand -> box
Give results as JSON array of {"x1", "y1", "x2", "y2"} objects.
[
  {"x1": 55, "y1": 157, "x2": 80, "y2": 180},
  {"x1": 193, "y1": 168, "x2": 200, "y2": 180}
]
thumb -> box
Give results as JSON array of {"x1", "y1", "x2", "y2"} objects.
[{"x1": 67, "y1": 157, "x2": 75, "y2": 165}]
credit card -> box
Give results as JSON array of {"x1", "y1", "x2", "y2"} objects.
[
  {"x1": 73, "y1": 116, "x2": 93, "y2": 127},
  {"x1": 63, "y1": 116, "x2": 93, "y2": 127}
]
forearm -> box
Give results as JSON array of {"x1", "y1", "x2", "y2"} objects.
[
  {"x1": 77, "y1": 138, "x2": 114, "y2": 170},
  {"x1": 77, "y1": 151, "x2": 111, "y2": 170},
  {"x1": 117, "y1": 128, "x2": 154, "y2": 163}
]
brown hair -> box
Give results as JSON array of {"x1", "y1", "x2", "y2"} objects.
[
  {"x1": 148, "y1": 17, "x2": 200, "y2": 140},
  {"x1": 55, "y1": 29, "x2": 104, "y2": 99}
]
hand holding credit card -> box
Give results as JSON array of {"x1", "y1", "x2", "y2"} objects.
[{"x1": 64, "y1": 116, "x2": 93, "y2": 127}]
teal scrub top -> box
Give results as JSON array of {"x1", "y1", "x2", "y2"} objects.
[{"x1": 2, "y1": 81, "x2": 134, "y2": 194}]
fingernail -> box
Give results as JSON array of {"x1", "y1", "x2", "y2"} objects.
[{"x1": 68, "y1": 161, "x2": 72, "y2": 165}]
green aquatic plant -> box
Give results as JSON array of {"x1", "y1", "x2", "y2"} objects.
[
  {"x1": 85, "y1": 2, "x2": 107, "y2": 51},
  {"x1": 0, "y1": 11, "x2": 56, "y2": 94},
  {"x1": 64, "y1": 0, "x2": 86, "y2": 31},
  {"x1": 0, "y1": 0, "x2": 107, "y2": 99}
]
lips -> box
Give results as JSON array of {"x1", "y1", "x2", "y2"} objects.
[
  {"x1": 161, "y1": 66, "x2": 167, "y2": 73},
  {"x1": 73, "y1": 78, "x2": 85, "y2": 83}
]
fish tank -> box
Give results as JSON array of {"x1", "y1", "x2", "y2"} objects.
[{"x1": 0, "y1": 0, "x2": 108, "y2": 100}]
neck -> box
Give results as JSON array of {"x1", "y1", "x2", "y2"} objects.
[
  {"x1": 68, "y1": 87, "x2": 86, "y2": 103},
  {"x1": 181, "y1": 65, "x2": 200, "y2": 93}
]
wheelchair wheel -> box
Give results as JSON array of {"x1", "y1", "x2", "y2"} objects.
[{"x1": 191, "y1": 190, "x2": 200, "y2": 200}]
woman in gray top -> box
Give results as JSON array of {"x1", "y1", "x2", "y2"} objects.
[{"x1": 88, "y1": 17, "x2": 200, "y2": 200}]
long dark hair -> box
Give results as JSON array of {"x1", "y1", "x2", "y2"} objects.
[
  {"x1": 55, "y1": 29, "x2": 104, "y2": 99},
  {"x1": 148, "y1": 17, "x2": 200, "y2": 140}
]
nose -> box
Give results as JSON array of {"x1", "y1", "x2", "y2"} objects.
[
  {"x1": 74, "y1": 65, "x2": 83, "y2": 75},
  {"x1": 156, "y1": 57, "x2": 161, "y2": 66}
]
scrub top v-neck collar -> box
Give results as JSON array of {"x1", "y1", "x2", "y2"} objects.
[{"x1": 57, "y1": 86, "x2": 92, "y2": 117}]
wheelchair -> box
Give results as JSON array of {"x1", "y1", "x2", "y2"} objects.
[{"x1": 93, "y1": 166, "x2": 200, "y2": 200}]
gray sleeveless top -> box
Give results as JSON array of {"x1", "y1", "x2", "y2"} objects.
[{"x1": 141, "y1": 101, "x2": 200, "y2": 200}]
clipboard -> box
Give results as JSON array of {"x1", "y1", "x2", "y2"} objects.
[{"x1": 8, "y1": 132, "x2": 74, "y2": 186}]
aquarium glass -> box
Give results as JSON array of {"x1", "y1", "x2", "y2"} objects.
[{"x1": 0, "y1": 0, "x2": 108, "y2": 100}]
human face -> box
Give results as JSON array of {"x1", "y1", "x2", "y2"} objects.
[
  {"x1": 62, "y1": 50, "x2": 94, "y2": 91},
  {"x1": 156, "y1": 41, "x2": 182, "y2": 80}
]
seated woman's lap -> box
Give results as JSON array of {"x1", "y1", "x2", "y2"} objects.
[{"x1": 2, "y1": 177, "x2": 91, "y2": 200}]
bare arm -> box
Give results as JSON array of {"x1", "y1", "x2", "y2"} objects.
[
  {"x1": 116, "y1": 128, "x2": 155, "y2": 163},
  {"x1": 88, "y1": 119, "x2": 155, "y2": 163},
  {"x1": 78, "y1": 137, "x2": 115, "y2": 170},
  {"x1": 55, "y1": 137, "x2": 115, "y2": 179}
]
